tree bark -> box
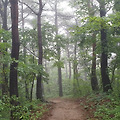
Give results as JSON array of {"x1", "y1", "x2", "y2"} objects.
[
  {"x1": 99, "y1": 0, "x2": 112, "y2": 92},
  {"x1": 9, "y1": 0, "x2": 19, "y2": 98},
  {"x1": 9, "y1": 0, "x2": 19, "y2": 119},
  {"x1": 91, "y1": 36, "x2": 99, "y2": 91},
  {"x1": 36, "y1": 0, "x2": 44, "y2": 100}
]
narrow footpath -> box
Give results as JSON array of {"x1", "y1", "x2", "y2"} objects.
[{"x1": 47, "y1": 98, "x2": 86, "y2": 120}]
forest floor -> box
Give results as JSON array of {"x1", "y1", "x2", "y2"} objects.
[
  {"x1": 41, "y1": 98, "x2": 87, "y2": 120},
  {"x1": 39, "y1": 94, "x2": 120, "y2": 120}
]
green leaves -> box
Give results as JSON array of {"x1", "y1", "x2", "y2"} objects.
[
  {"x1": 114, "y1": 0, "x2": 120, "y2": 11},
  {"x1": 53, "y1": 60, "x2": 64, "y2": 68},
  {"x1": 0, "y1": 42, "x2": 10, "y2": 53},
  {"x1": 18, "y1": 61, "x2": 49, "y2": 83},
  {"x1": 0, "y1": 29, "x2": 11, "y2": 42}
]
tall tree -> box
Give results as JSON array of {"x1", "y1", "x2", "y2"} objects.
[
  {"x1": 36, "y1": 0, "x2": 44, "y2": 100},
  {"x1": 91, "y1": 34, "x2": 99, "y2": 91},
  {"x1": 98, "y1": 0, "x2": 112, "y2": 92},
  {"x1": 20, "y1": 0, "x2": 44, "y2": 100},
  {"x1": 87, "y1": 0, "x2": 99, "y2": 91},
  {"x1": 36, "y1": 0, "x2": 43, "y2": 101},
  {"x1": 55, "y1": 0, "x2": 63, "y2": 97},
  {"x1": 21, "y1": 0, "x2": 30, "y2": 100},
  {"x1": 9, "y1": 0, "x2": 19, "y2": 119},
  {"x1": 9, "y1": 0, "x2": 19, "y2": 97}
]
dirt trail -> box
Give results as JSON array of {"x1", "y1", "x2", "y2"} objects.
[{"x1": 47, "y1": 98, "x2": 86, "y2": 120}]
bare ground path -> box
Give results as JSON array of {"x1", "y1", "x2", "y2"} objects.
[{"x1": 47, "y1": 98, "x2": 86, "y2": 120}]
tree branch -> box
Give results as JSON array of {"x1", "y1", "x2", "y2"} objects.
[
  {"x1": 19, "y1": 0, "x2": 37, "y2": 15},
  {"x1": 21, "y1": 43, "x2": 39, "y2": 58}
]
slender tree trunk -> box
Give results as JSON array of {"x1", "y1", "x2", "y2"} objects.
[
  {"x1": 21, "y1": 0, "x2": 29, "y2": 100},
  {"x1": 87, "y1": 0, "x2": 99, "y2": 91},
  {"x1": 36, "y1": 0, "x2": 43, "y2": 100},
  {"x1": 73, "y1": 42, "x2": 80, "y2": 95},
  {"x1": 36, "y1": 15, "x2": 43, "y2": 100},
  {"x1": 66, "y1": 44, "x2": 71, "y2": 80},
  {"x1": 44, "y1": 60, "x2": 51, "y2": 94},
  {"x1": 55, "y1": 1, "x2": 63, "y2": 97},
  {"x1": 57, "y1": 44, "x2": 63, "y2": 96},
  {"x1": 99, "y1": 0, "x2": 112, "y2": 92},
  {"x1": 9, "y1": 0, "x2": 19, "y2": 119},
  {"x1": 2, "y1": 0, "x2": 8, "y2": 30},
  {"x1": 30, "y1": 56, "x2": 35, "y2": 102},
  {"x1": 69, "y1": 61, "x2": 72, "y2": 80},
  {"x1": 65, "y1": 59, "x2": 68, "y2": 79},
  {"x1": 73, "y1": 43, "x2": 78, "y2": 80},
  {"x1": 30, "y1": 74, "x2": 35, "y2": 102},
  {"x1": 25, "y1": 79, "x2": 29, "y2": 99},
  {"x1": 91, "y1": 35, "x2": 99, "y2": 91}
]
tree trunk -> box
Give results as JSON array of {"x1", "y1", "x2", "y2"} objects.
[
  {"x1": 99, "y1": 0, "x2": 112, "y2": 92},
  {"x1": 73, "y1": 43, "x2": 78, "y2": 80},
  {"x1": 57, "y1": 45, "x2": 63, "y2": 96},
  {"x1": 9, "y1": 0, "x2": 19, "y2": 98},
  {"x1": 91, "y1": 36, "x2": 99, "y2": 91},
  {"x1": 21, "y1": 0, "x2": 29, "y2": 100},
  {"x1": 36, "y1": 1, "x2": 43, "y2": 100},
  {"x1": 36, "y1": 15, "x2": 43, "y2": 100},
  {"x1": 66, "y1": 44, "x2": 71, "y2": 80},
  {"x1": 55, "y1": 1, "x2": 63, "y2": 97},
  {"x1": 30, "y1": 74, "x2": 35, "y2": 102},
  {"x1": 30, "y1": 56, "x2": 35, "y2": 102},
  {"x1": 25, "y1": 80, "x2": 29, "y2": 100},
  {"x1": 9, "y1": 0, "x2": 19, "y2": 119},
  {"x1": 2, "y1": 0, "x2": 8, "y2": 30},
  {"x1": 44, "y1": 60, "x2": 51, "y2": 94},
  {"x1": 73, "y1": 42, "x2": 80, "y2": 95},
  {"x1": 87, "y1": 0, "x2": 99, "y2": 91},
  {"x1": 65, "y1": 59, "x2": 68, "y2": 79}
]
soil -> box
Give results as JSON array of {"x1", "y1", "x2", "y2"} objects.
[{"x1": 43, "y1": 98, "x2": 87, "y2": 120}]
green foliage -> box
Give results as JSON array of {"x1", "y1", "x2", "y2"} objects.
[
  {"x1": 72, "y1": 79, "x2": 92, "y2": 97},
  {"x1": 0, "y1": 42, "x2": 11, "y2": 65},
  {"x1": 0, "y1": 29, "x2": 11, "y2": 42},
  {"x1": 42, "y1": 22, "x2": 56, "y2": 45},
  {"x1": 0, "y1": 96, "x2": 48, "y2": 120},
  {"x1": 94, "y1": 94, "x2": 120, "y2": 120},
  {"x1": 18, "y1": 61, "x2": 49, "y2": 82},
  {"x1": 0, "y1": 42, "x2": 10, "y2": 53},
  {"x1": 55, "y1": 35, "x2": 66, "y2": 48},
  {"x1": 53, "y1": 60, "x2": 64, "y2": 68},
  {"x1": 0, "y1": 95, "x2": 10, "y2": 119},
  {"x1": 82, "y1": 93, "x2": 120, "y2": 120},
  {"x1": 114, "y1": 0, "x2": 120, "y2": 11}
]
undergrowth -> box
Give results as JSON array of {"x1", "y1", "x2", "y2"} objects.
[
  {"x1": 0, "y1": 95, "x2": 49, "y2": 120},
  {"x1": 80, "y1": 92, "x2": 120, "y2": 120}
]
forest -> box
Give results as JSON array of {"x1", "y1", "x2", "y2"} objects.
[{"x1": 0, "y1": 0, "x2": 120, "y2": 120}]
